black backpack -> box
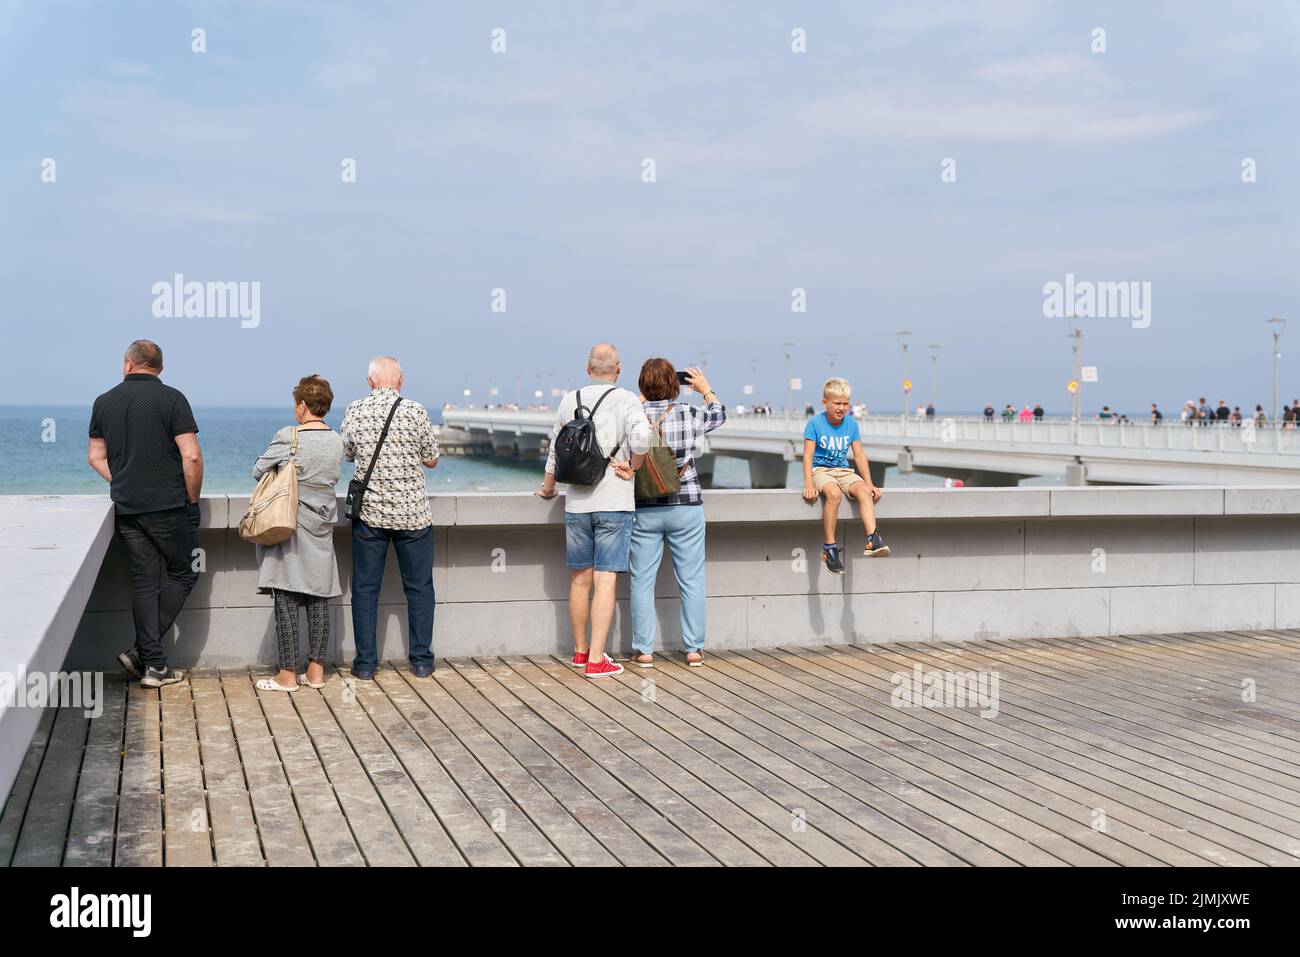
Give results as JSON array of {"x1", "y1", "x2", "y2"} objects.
[{"x1": 553, "y1": 387, "x2": 621, "y2": 486}]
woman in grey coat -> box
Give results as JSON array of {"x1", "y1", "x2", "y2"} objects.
[{"x1": 253, "y1": 375, "x2": 344, "y2": 692}]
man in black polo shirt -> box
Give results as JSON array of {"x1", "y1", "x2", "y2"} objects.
[{"x1": 87, "y1": 340, "x2": 204, "y2": 688}]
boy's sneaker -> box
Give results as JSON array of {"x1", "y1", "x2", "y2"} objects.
[
  {"x1": 864, "y1": 532, "x2": 891, "y2": 558},
  {"x1": 584, "y1": 655, "x2": 624, "y2": 679},
  {"x1": 117, "y1": 648, "x2": 144, "y2": 680},
  {"x1": 570, "y1": 651, "x2": 589, "y2": 668},
  {"x1": 140, "y1": 666, "x2": 185, "y2": 688},
  {"x1": 822, "y1": 544, "x2": 845, "y2": 575}
]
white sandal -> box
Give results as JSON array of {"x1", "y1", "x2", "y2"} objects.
[
  {"x1": 256, "y1": 677, "x2": 299, "y2": 693},
  {"x1": 298, "y1": 672, "x2": 326, "y2": 689},
  {"x1": 685, "y1": 652, "x2": 705, "y2": 667}
]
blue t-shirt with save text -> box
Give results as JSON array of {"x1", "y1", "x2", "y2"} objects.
[{"x1": 804, "y1": 411, "x2": 860, "y2": 469}]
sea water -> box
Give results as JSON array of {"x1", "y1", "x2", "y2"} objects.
[{"x1": 0, "y1": 405, "x2": 982, "y2": 495}]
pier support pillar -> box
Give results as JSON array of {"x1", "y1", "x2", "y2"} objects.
[
  {"x1": 490, "y1": 434, "x2": 519, "y2": 458},
  {"x1": 694, "y1": 454, "x2": 717, "y2": 489},
  {"x1": 1066, "y1": 462, "x2": 1088, "y2": 486},
  {"x1": 747, "y1": 453, "x2": 788, "y2": 489}
]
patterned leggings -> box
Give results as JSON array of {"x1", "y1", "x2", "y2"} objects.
[{"x1": 272, "y1": 589, "x2": 330, "y2": 671}]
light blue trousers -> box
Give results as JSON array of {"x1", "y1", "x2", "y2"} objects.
[{"x1": 629, "y1": 505, "x2": 707, "y2": 654}]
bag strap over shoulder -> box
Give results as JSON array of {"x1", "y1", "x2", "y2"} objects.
[
  {"x1": 649, "y1": 401, "x2": 691, "y2": 475},
  {"x1": 290, "y1": 426, "x2": 299, "y2": 457},
  {"x1": 573, "y1": 386, "x2": 622, "y2": 462},
  {"x1": 358, "y1": 397, "x2": 403, "y2": 492},
  {"x1": 587, "y1": 386, "x2": 617, "y2": 419}
]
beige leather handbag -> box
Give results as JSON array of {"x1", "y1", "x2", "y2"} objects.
[{"x1": 238, "y1": 427, "x2": 300, "y2": 545}]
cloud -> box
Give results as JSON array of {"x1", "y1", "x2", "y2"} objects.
[
  {"x1": 802, "y1": 90, "x2": 1206, "y2": 144},
  {"x1": 975, "y1": 54, "x2": 1096, "y2": 84},
  {"x1": 108, "y1": 61, "x2": 153, "y2": 78}
]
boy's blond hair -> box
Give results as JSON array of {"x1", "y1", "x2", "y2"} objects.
[{"x1": 823, "y1": 377, "x2": 852, "y2": 399}]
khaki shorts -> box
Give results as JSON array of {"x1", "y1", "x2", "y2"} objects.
[{"x1": 812, "y1": 467, "x2": 865, "y2": 494}]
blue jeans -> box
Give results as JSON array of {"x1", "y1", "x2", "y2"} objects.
[
  {"x1": 565, "y1": 511, "x2": 634, "y2": 572},
  {"x1": 350, "y1": 521, "x2": 435, "y2": 671},
  {"x1": 629, "y1": 505, "x2": 706, "y2": 654}
]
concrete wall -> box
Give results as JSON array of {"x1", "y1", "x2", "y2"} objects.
[
  {"x1": 1, "y1": 497, "x2": 116, "y2": 804},
  {"x1": 62, "y1": 487, "x2": 1300, "y2": 669}
]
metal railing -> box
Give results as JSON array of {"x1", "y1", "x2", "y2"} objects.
[
  {"x1": 722, "y1": 413, "x2": 1300, "y2": 455},
  {"x1": 441, "y1": 408, "x2": 1300, "y2": 456}
]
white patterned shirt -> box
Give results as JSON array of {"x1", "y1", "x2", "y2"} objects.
[{"x1": 341, "y1": 388, "x2": 438, "y2": 530}]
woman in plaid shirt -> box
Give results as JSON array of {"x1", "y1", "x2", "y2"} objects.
[{"x1": 629, "y1": 358, "x2": 726, "y2": 667}]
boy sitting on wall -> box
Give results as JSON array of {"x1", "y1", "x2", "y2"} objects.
[{"x1": 801, "y1": 377, "x2": 890, "y2": 574}]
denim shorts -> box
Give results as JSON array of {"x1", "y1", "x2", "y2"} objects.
[{"x1": 565, "y1": 511, "x2": 635, "y2": 572}]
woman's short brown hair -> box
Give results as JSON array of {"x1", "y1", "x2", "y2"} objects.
[
  {"x1": 294, "y1": 374, "x2": 333, "y2": 417},
  {"x1": 639, "y1": 358, "x2": 679, "y2": 402}
]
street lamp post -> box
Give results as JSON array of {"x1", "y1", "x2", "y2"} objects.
[
  {"x1": 1065, "y1": 315, "x2": 1083, "y2": 443},
  {"x1": 928, "y1": 343, "x2": 942, "y2": 410},
  {"x1": 1269, "y1": 317, "x2": 1286, "y2": 429},
  {"x1": 781, "y1": 341, "x2": 795, "y2": 413},
  {"x1": 896, "y1": 330, "x2": 912, "y2": 420}
]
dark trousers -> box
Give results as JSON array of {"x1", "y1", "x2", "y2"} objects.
[
  {"x1": 350, "y1": 521, "x2": 435, "y2": 671},
  {"x1": 116, "y1": 503, "x2": 200, "y2": 669}
]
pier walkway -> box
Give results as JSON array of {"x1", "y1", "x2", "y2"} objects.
[
  {"x1": 5, "y1": 631, "x2": 1299, "y2": 866},
  {"x1": 441, "y1": 409, "x2": 1300, "y2": 486}
]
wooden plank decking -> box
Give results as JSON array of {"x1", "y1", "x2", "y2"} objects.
[{"x1": 4, "y1": 631, "x2": 1300, "y2": 867}]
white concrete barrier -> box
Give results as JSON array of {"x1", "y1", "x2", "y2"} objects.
[{"x1": 56, "y1": 486, "x2": 1300, "y2": 669}]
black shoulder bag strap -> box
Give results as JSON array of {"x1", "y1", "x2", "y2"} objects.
[
  {"x1": 361, "y1": 397, "x2": 403, "y2": 492},
  {"x1": 347, "y1": 396, "x2": 403, "y2": 523},
  {"x1": 585, "y1": 386, "x2": 622, "y2": 462}
]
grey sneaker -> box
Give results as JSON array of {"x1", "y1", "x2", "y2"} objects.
[
  {"x1": 822, "y1": 544, "x2": 845, "y2": 575},
  {"x1": 141, "y1": 665, "x2": 185, "y2": 688},
  {"x1": 864, "y1": 531, "x2": 891, "y2": 558},
  {"x1": 117, "y1": 648, "x2": 144, "y2": 680}
]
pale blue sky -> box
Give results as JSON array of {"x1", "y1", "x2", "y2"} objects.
[{"x1": 2, "y1": 0, "x2": 1297, "y2": 414}]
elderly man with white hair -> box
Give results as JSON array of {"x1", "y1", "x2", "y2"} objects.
[
  {"x1": 340, "y1": 356, "x2": 440, "y2": 679},
  {"x1": 536, "y1": 343, "x2": 651, "y2": 678}
]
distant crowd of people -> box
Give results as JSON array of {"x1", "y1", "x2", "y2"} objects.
[
  {"x1": 972, "y1": 398, "x2": 1300, "y2": 427},
  {"x1": 1160, "y1": 398, "x2": 1300, "y2": 427},
  {"x1": 984, "y1": 403, "x2": 1046, "y2": 423}
]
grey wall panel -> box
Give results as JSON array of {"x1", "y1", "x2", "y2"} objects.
[
  {"x1": 1109, "y1": 583, "x2": 1275, "y2": 634},
  {"x1": 1025, "y1": 517, "x2": 1194, "y2": 589},
  {"x1": 1194, "y1": 515, "x2": 1300, "y2": 585},
  {"x1": 933, "y1": 588, "x2": 1111, "y2": 642},
  {"x1": 844, "y1": 520, "x2": 1025, "y2": 594}
]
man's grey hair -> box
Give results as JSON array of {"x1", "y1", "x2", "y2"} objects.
[
  {"x1": 587, "y1": 343, "x2": 619, "y2": 377},
  {"x1": 125, "y1": 339, "x2": 163, "y2": 370},
  {"x1": 368, "y1": 355, "x2": 402, "y2": 379}
]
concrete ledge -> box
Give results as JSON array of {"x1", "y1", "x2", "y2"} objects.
[
  {"x1": 198, "y1": 485, "x2": 1300, "y2": 531},
  {"x1": 1049, "y1": 486, "x2": 1225, "y2": 516},
  {"x1": 1223, "y1": 487, "x2": 1300, "y2": 514},
  {"x1": 0, "y1": 496, "x2": 116, "y2": 802}
]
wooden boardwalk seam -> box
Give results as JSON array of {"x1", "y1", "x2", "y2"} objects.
[{"x1": 4, "y1": 632, "x2": 1300, "y2": 867}]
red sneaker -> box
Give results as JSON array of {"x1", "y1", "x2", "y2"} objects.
[
  {"x1": 584, "y1": 655, "x2": 624, "y2": 679},
  {"x1": 570, "y1": 651, "x2": 589, "y2": 668}
]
